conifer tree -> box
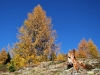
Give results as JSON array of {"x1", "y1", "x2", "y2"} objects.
[
  {"x1": 50, "y1": 50, "x2": 57, "y2": 61},
  {"x1": 0, "y1": 48, "x2": 8, "y2": 64},
  {"x1": 87, "y1": 39, "x2": 99, "y2": 58},
  {"x1": 56, "y1": 52, "x2": 65, "y2": 61},
  {"x1": 10, "y1": 54, "x2": 25, "y2": 69},
  {"x1": 11, "y1": 5, "x2": 59, "y2": 64},
  {"x1": 78, "y1": 38, "x2": 87, "y2": 58},
  {"x1": 5, "y1": 52, "x2": 11, "y2": 64}
]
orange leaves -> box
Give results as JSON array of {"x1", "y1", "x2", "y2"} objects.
[
  {"x1": 10, "y1": 54, "x2": 25, "y2": 69},
  {"x1": 87, "y1": 39, "x2": 99, "y2": 58},
  {"x1": 77, "y1": 38, "x2": 87, "y2": 58},
  {"x1": 76, "y1": 38, "x2": 99, "y2": 58},
  {"x1": 56, "y1": 53, "x2": 66, "y2": 61},
  {"x1": 11, "y1": 4, "x2": 59, "y2": 68},
  {"x1": 0, "y1": 48, "x2": 8, "y2": 65}
]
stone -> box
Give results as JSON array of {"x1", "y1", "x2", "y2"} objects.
[
  {"x1": 92, "y1": 68, "x2": 100, "y2": 74},
  {"x1": 87, "y1": 71, "x2": 94, "y2": 75}
]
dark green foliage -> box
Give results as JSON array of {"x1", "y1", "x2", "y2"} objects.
[
  {"x1": 5, "y1": 53, "x2": 11, "y2": 64},
  {"x1": 9, "y1": 62, "x2": 16, "y2": 72}
]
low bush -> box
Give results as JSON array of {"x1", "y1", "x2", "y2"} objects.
[{"x1": 8, "y1": 63, "x2": 16, "y2": 72}]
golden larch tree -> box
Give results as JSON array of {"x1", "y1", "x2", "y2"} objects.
[
  {"x1": 0, "y1": 48, "x2": 8, "y2": 65},
  {"x1": 11, "y1": 5, "x2": 59, "y2": 65},
  {"x1": 78, "y1": 38, "x2": 87, "y2": 58},
  {"x1": 56, "y1": 52, "x2": 65, "y2": 61},
  {"x1": 87, "y1": 39, "x2": 99, "y2": 58},
  {"x1": 10, "y1": 54, "x2": 25, "y2": 69}
]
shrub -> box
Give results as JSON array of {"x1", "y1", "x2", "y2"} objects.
[{"x1": 8, "y1": 62, "x2": 16, "y2": 72}]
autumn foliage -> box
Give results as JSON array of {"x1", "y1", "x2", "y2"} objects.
[
  {"x1": 0, "y1": 48, "x2": 10, "y2": 65},
  {"x1": 87, "y1": 39, "x2": 99, "y2": 58},
  {"x1": 56, "y1": 52, "x2": 66, "y2": 61},
  {"x1": 75, "y1": 38, "x2": 99, "y2": 58},
  {"x1": 0, "y1": 5, "x2": 99, "y2": 72},
  {"x1": 9, "y1": 4, "x2": 60, "y2": 68},
  {"x1": 77, "y1": 38, "x2": 87, "y2": 58}
]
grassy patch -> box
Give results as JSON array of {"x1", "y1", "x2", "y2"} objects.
[
  {"x1": 56, "y1": 70, "x2": 62, "y2": 74},
  {"x1": 0, "y1": 65, "x2": 8, "y2": 72},
  {"x1": 1, "y1": 74, "x2": 9, "y2": 75},
  {"x1": 49, "y1": 61, "x2": 56, "y2": 65},
  {"x1": 14, "y1": 71, "x2": 21, "y2": 75},
  {"x1": 40, "y1": 73, "x2": 44, "y2": 75},
  {"x1": 31, "y1": 70, "x2": 35, "y2": 73},
  {"x1": 50, "y1": 70, "x2": 62, "y2": 75},
  {"x1": 48, "y1": 61, "x2": 65, "y2": 66}
]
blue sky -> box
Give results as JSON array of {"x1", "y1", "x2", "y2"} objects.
[{"x1": 0, "y1": 0, "x2": 100, "y2": 53}]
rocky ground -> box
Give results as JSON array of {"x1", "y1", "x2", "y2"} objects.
[{"x1": 0, "y1": 58, "x2": 100, "y2": 75}]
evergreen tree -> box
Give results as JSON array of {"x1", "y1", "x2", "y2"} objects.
[{"x1": 5, "y1": 52, "x2": 11, "y2": 64}]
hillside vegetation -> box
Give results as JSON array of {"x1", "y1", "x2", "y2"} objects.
[{"x1": 0, "y1": 5, "x2": 100, "y2": 75}]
